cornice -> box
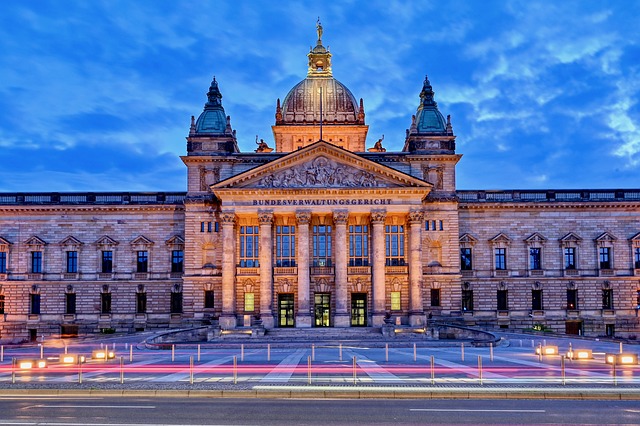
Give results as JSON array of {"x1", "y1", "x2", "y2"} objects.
[
  {"x1": 0, "y1": 204, "x2": 185, "y2": 214},
  {"x1": 458, "y1": 201, "x2": 640, "y2": 210}
]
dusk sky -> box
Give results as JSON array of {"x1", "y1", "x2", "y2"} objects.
[{"x1": 1, "y1": 1, "x2": 639, "y2": 192}]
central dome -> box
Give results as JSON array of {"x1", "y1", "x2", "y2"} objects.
[{"x1": 280, "y1": 76, "x2": 360, "y2": 124}]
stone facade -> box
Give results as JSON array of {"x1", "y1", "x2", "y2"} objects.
[{"x1": 1, "y1": 29, "x2": 639, "y2": 342}]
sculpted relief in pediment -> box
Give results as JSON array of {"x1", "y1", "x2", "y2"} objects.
[{"x1": 257, "y1": 156, "x2": 387, "y2": 188}]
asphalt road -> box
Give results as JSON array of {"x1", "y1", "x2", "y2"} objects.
[{"x1": 1, "y1": 396, "x2": 639, "y2": 425}]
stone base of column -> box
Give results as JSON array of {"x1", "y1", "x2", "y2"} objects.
[
  {"x1": 219, "y1": 315, "x2": 237, "y2": 329},
  {"x1": 371, "y1": 313, "x2": 386, "y2": 327},
  {"x1": 409, "y1": 312, "x2": 426, "y2": 327},
  {"x1": 295, "y1": 314, "x2": 312, "y2": 328},
  {"x1": 333, "y1": 313, "x2": 350, "y2": 327},
  {"x1": 261, "y1": 314, "x2": 275, "y2": 329}
]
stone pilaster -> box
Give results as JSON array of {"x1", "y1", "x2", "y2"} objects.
[
  {"x1": 371, "y1": 209, "x2": 387, "y2": 326},
  {"x1": 258, "y1": 210, "x2": 275, "y2": 329},
  {"x1": 333, "y1": 210, "x2": 349, "y2": 327},
  {"x1": 295, "y1": 211, "x2": 312, "y2": 327},
  {"x1": 408, "y1": 209, "x2": 425, "y2": 326},
  {"x1": 220, "y1": 211, "x2": 237, "y2": 329}
]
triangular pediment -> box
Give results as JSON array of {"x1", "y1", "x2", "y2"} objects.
[
  {"x1": 165, "y1": 235, "x2": 185, "y2": 246},
  {"x1": 0, "y1": 236, "x2": 11, "y2": 247},
  {"x1": 595, "y1": 232, "x2": 617, "y2": 242},
  {"x1": 59, "y1": 235, "x2": 83, "y2": 247},
  {"x1": 524, "y1": 232, "x2": 547, "y2": 244},
  {"x1": 630, "y1": 232, "x2": 640, "y2": 242},
  {"x1": 95, "y1": 235, "x2": 119, "y2": 246},
  {"x1": 459, "y1": 233, "x2": 478, "y2": 245},
  {"x1": 489, "y1": 233, "x2": 511, "y2": 244},
  {"x1": 212, "y1": 141, "x2": 431, "y2": 191},
  {"x1": 25, "y1": 235, "x2": 46, "y2": 246},
  {"x1": 559, "y1": 232, "x2": 582, "y2": 243},
  {"x1": 130, "y1": 235, "x2": 154, "y2": 246}
]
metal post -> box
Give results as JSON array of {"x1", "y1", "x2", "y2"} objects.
[
  {"x1": 40, "y1": 345, "x2": 44, "y2": 360},
  {"x1": 78, "y1": 358, "x2": 82, "y2": 384},
  {"x1": 129, "y1": 345, "x2": 133, "y2": 362},
  {"x1": 568, "y1": 342, "x2": 573, "y2": 361},
  {"x1": 113, "y1": 342, "x2": 116, "y2": 350},
  {"x1": 312, "y1": 344, "x2": 315, "y2": 362},
  {"x1": 538, "y1": 343, "x2": 542, "y2": 362},
  {"x1": 233, "y1": 356, "x2": 237, "y2": 385},
  {"x1": 171, "y1": 344, "x2": 175, "y2": 362},
  {"x1": 619, "y1": 342, "x2": 623, "y2": 354},
  {"x1": 267, "y1": 344, "x2": 271, "y2": 362},
  {"x1": 339, "y1": 343, "x2": 342, "y2": 362},
  {"x1": 490, "y1": 343, "x2": 494, "y2": 362},
  {"x1": 352, "y1": 356, "x2": 357, "y2": 385},
  {"x1": 11, "y1": 358, "x2": 16, "y2": 384},
  {"x1": 1, "y1": 345, "x2": 3, "y2": 362},
  {"x1": 64, "y1": 345, "x2": 68, "y2": 354},
  {"x1": 561, "y1": 355, "x2": 565, "y2": 386},
  {"x1": 430, "y1": 355, "x2": 435, "y2": 385},
  {"x1": 190, "y1": 356, "x2": 194, "y2": 385},
  {"x1": 613, "y1": 356, "x2": 617, "y2": 386},
  {"x1": 413, "y1": 343, "x2": 417, "y2": 362},
  {"x1": 531, "y1": 339, "x2": 534, "y2": 348},
  {"x1": 385, "y1": 343, "x2": 389, "y2": 362},
  {"x1": 307, "y1": 356, "x2": 311, "y2": 385},
  {"x1": 460, "y1": 343, "x2": 464, "y2": 362},
  {"x1": 197, "y1": 344, "x2": 201, "y2": 362},
  {"x1": 478, "y1": 355, "x2": 483, "y2": 385},
  {"x1": 241, "y1": 344, "x2": 244, "y2": 362},
  {"x1": 119, "y1": 357, "x2": 124, "y2": 384}
]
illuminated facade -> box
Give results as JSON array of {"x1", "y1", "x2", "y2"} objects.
[{"x1": 1, "y1": 26, "x2": 639, "y2": 342}]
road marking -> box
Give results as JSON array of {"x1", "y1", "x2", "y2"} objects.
[
  {"x1": 261, "y1": 349, "x2": 306, "y2": 382},
  {"x1": 410, "y1": 409, "x2": 546, "y2": 413},
  {"x1": 28, "y1": 405, "x2": 155, "y2": 409},
  {"x1": 0, "y1": 423, "x2": 211, "y2": 426}
]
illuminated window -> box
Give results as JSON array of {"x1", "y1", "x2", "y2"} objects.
[
  {"x1": 390, "y1": 291, "x2": 401, "y2": 311},
  {"x1": 385, "y1": 225, "x2": 405, "y2": 266},
  {"x1": 239, "y1": 226, "x2": 259, "y2": 267},
  {"x1": 312, "y1": 225, "x2": 332, "y2": 266},
  {"x1": 66, "y1": 251, "x2": 78, "y2": 273},
  {"x1": 244, "y1": 292, "x2": 255, "y2": 312},
  {"x1": 275, "y1": 226, "x2": 296, "y2": 267},
  {"x1": 349, "y1": 225, "x2": 369, "y2": 266}
]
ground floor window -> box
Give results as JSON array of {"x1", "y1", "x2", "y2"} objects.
[
  {"x1": 204, "y1": 290, "x2": 215, "y2": 309},
  {"x1": 30, "y1": 293, "x2": 41, "y2": 315},
  {"x1": 390, "y1": 291, "x2": 401, "y2": 311},
  {"x1": 497, "y1": 290, "x2": 508, "y2": 311},
  {"x1": 462, "y1": 290, "x2": 473, "y2": 311},
  {"x1": 65, "y1": 293, "x2": 76, "y2": 314},
  {"x1": 137, "y1": 293, "x2": 147, "y2": 313},
  {"x1": 170, "y1": 292, "x2": 183, "y2": 314},
  {"x1": 430, "y1": 289, "x2": 441, "y2": 307}
]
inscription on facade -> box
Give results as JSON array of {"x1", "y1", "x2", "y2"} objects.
[{"x1": 253, "y1": 198, "x2": 393, "y2": 206}]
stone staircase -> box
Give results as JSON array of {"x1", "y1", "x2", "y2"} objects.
[{"x1": 264, "y1": 327, "x2": 384, "y2": 341}]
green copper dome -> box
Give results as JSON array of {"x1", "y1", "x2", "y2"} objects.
[
  {"x1": 414, "y1": 76, "x2": 447, "y2": 134},
  {"x1": 194, "y1": 77, "x2": 230, "y2": 135}
]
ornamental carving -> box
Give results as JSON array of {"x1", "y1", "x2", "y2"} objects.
[
  {"x1": 295, "y1": 211, "x2": 311, "y2": 225},
  {"x1": 407, "y1": 209, "x2": 424, "y2": 224},
  {"x1": 333, "y1": 210, "x2": 348, "y2": 224},
  {"x1": 220, "y1": 211, "x2": 236, "y2": 225},
  {"x1": 257, "y1": 211, "x2": 274, "y2": 225},
  {"x1": 257, "y1": 156, "x2": 383, "y2": 188},
  {"x1": 370, "y1": 209, "x2": 386, "y2": 224}
]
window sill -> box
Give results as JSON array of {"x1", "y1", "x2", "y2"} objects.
[
  {"x1": 599, "y1": 269, "x2": 614, "y2": 277},
  {"x1": 386, "y1": 266, "x2": 408, "y2": 274},
  {"x1": 28, "y1": 273, "x2": 44, "y2": 280},
  {"x1": 602, "y1": 309, "x2": 615, "y2": 316},
  {"x1": 134, "y1": 273, "x2": 149, "y2": 280},
  {"x1": 494, "y1": 270, "x2": 509, "y2": 277},
  {"x1": 529, "y1": 270, "x2": 544, "y2": 277},
  {"x1": 63, "y1": 314, "x2": 76, "y2": 321},
  {"x1": 564, "y1": 269, "x2": 579, "y2": 276},
  {"x1": 274, "y1": 267, "x2": 297, "y2": 275},
  {"x1": 348, "y1": 266, "x2": 371, "y2": 275},
  {"x1": 63, "y1": 273, "x2": 78, "y2": 280},
  {"x1": 98, "y1": 273, "x2": 113, "y2": 280}
]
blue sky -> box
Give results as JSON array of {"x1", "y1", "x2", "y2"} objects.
[{"x1": 1, "y1": 1, "x2": 639, "y2": 192}]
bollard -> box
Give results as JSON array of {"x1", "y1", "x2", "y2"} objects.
[
  {"x1": 519, "y1": 339, "x2": 522, "y2": 347},
  {"x1": 413, "y1": 343, "x2": 417, "y2": 362},
  {"x1": 113, "y1": 342, "x2": 116, "y2": 350},
  {"x1": 620, "y1": 342, "x2": 623, "y2": 354},
  {"x1": 267, "y1": 344, "x2": 271, "y2": 362},
  {"x1": 612, "y1": 356, "x2": 617, "y2": 386},
  {"x1": 308, "y1": 356, "x2": 312, "y2": 385},
  {"x1": 568, "y1": 343, "x2": 573, "y2": 361},
  {"x1": 490, "y1": 343, "x2": 494, "y2": 362},
  {"x1": 119, "y1": 357, "x2": 124, "y2": 384},
  {"x1": 64, "y1": 345, "x2": 68, "y2": 354},
  {"x1": 531, "y1": 339, "x2": 534, "y2": 348},
  {"x1": 40, "y1": 345, "x2": 44, "y2": 360},
  {"x1": 78, "y1": 358, "x2": 83, "y2": 384},
  {"x1": 11, "y1": 358, "x2": 15, "y2": 384},
  {"x1": 171, "y1": 344, "x2": 175, "y2": 362},
  {"x1": 353, "y1": 356, "x2": 357, "y2": 385},
  {"x1": 385, "y1": 343, "x2": 389, "y2": 362},
  {"x1": 478, "y1": 355, "x2": 483, "y2": 385},
  {"x1": 190, "y1": 356, "x2": 194, "y2": 385},
  {"x1": 129, "y1": 345, "x2": 133, "y2": 362},
  {"x1": 430, "y1": 355, "x2": 435, "y2": 385},
  {"x1": 339, "y1": 343, "x2": 342, "y2": 362},
  {"x1": 461, "y1": 343, "x2": 464, "y2": 362},
  {"x1": 233, "y1": 356, "x2": 238, "y2": 385},
  {"x1": 538, "y1": 344, "x2": 542, "y2": 362},
  {"x1": 312, "y1": 344, "x2": 315, "y2": 362},
  {"x1": 561, "y1": 355, "x2": 566, "y2": 385},
  {"x1": 197, "y1": 344, "x2": 201, "y2": 362},
  {"x1": 1, "y1": 345, "x2": 3, "y2": 362},
  {"x1": 241, "y1": 344, "x2": 244, "y2": 362}
]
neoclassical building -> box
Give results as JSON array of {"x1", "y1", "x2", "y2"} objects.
[{"x1": 1, "y1": 26, "x2": 639, "y2": 342}]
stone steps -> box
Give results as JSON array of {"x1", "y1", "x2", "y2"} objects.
[{"x1": 265, "y1": 327, "x2": 383, "y2": 341}]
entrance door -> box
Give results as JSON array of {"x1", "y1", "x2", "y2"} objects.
[
  {"x1": 565, "y1": 321, "x2": 582, "y2": 335},
  {"x1": 351, "y1": 293, "x2": 367, "y2": 327},
  {"x1": 278, "y1": 294, "x2": 295, "y2": 327},
  {"x1": 314, "y1": 293, "x2": 331, "y2": 327}
]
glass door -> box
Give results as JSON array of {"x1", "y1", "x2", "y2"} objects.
[
  {"x1": 278, "y1": 294, "x2": 295, "y2": 327},
  {"x1": 350, "y1": 293, "x2": 367, "y2": 327},
  {"x1": 314, "y1": 293, "x2": 331, "y2": 327}
]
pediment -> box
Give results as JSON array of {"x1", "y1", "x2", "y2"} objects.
[
  {"x1": 130, "y1": 235, "x2": 154, "y2": 246},
  {"x1": 212, "y1": 141, "x2": 431, "y2": 191},
  {"x1": 559, "y1": 232, "x2": 582, "y2": 243},
  {"x1": 459, "y1": 233, "x2": 478, "y2": 244},
  {"x1": 25, "y1": 235, "x2": 46, "y2": 246},
  {"x1": 165, "y1": 235, "x2": 185, "y2": 246},
  {"x1": 489, "y1": 233, "x2": 511, "y2": 244},
  {"x1": 60, "y1": 235, "x2": 83, "y2": 247},
  {"x1": 0, "y1": 236, "x2": 11, "y2": 246},
  {"x1": 95, "y1": 235, "x2": 119, "y2": 246},
  {"x1": 524, "y1": 232, "x2": 547, "y2": 244},
  {"x1": 595, "y1": 232, "x2": 617, "y2": 242},
  {"x1": 630, "y1": 232, "x2": 640, "y2": 242}
]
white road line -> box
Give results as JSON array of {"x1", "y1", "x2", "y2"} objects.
[
  {"x1": 150, "y1": 355, "x2": 236, "y2": 382},
  {"x1": 0, "y1": 422, "x2": 222, "y2": 426},
  {"x1": 348, "y1": 351, "x2": 402, "y2": 382},
  {"x1": 28, "y1": 405, "x2": 155, "y2": 409},
  {"x1": 410, "y1": 409, "x2": 546, "y2": 413},
  {"x1": 261, "y1": 349, "x2": 306, "y2": 382}
]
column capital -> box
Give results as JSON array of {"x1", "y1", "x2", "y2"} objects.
[
  {"x1": 407, "y1": 209, "x2": 424, "y2": 224},
  {"x1": 220, "y1": 211, "x2": 236, "y2": 225},
  {"x1": 257, "y1": 210, "x2": 274, "y2": 225},
  {"x1": 332, "y1": 210, "x2": 349, "y2": 225},
  {"x1": 370, "y1": 209, "x2": 387, "y2": 224},
  {"x1": 295, "y1": 210, "x2": 312, "y2": 225}
]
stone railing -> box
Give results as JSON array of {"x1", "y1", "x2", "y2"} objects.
[
  {"x1": 457, "y1": 189, "x2": 640, "y2": 203},
  {"x1": 0, "y1": 192, "x2": 186, "y2": 205}
]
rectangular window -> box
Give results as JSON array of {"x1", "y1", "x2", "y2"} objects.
[
  {"x1": 494, "y1": 248, "x2": 506, "y2": 270},
  {"x1": 204, "y1": 290, "x2": 215, "y2": 309},
  {"x1": 312, "y1": 225, "x2": 332, "y2": 267},
  {"x1": 30, "y1": 293, "x2": 41, "y2": 315},
  {"x1": 599, "y1": 247, "x2": 611, "y2": 269},
  {"x1": 200, "y1": 222, "x2": 205, "y2": 233},
  {"x1": 100, "y1": 293, "x2": 111, "y2": 314},
  {"x1": 430, "y1": 288, "x2": 441, "y2": 307},
  {"x1": 0, "y1": 294, "x2": 4, "y2": 314},
  {"x1": 564, "y1": 247, "x2": 576, "y2": 269},
  {"x1": 170, "y1": 292, "x2": 182, "y2": 314},
  {"x1": 65, "y1": 293, "x2": 76, "y2": 314},
  {"x1": 137, "y1": 250, "x2": 148, "y2": 273},
  {"x1": 460, "y1": 248, "x2": 473, "y2": 270},
  {"x1": 529, "y1": 248, "x2": 541, "y2": 270},
  {"x1": 66, "y1": 251, "x2": 78, "y2": 273},
  {"x1": 31, "y1": 251, "x2": 42, "y2": 273},
  {"x1": 385, "y1": 225, "x2": 405, "y2": 266},
  {"x1": 567, "y1": 289, "x2": 577, "y2": 310},
  {"x1": 497, "y1": 290, "x2": 508, "y2": 311},
  {"x1": 348, "y1": 225, "x2": 369, "y2": 267},
  {"x1": 390, "y1": 291, "x2": 401, "y2": 311},
  {"x1": 0, "y1": 252, "x2": 6, "y2": 273},
  {"x1": 637, "y1": 290, "x2": 640, "y2": 309},
  {"x1": 214, "y1": 222, "x2": 219, "y2": 232},
  {"x1": 136, "y1": 293, "x2": 147, "y2": 314},
  {"x1": 462, "y1": 290, "x2": 474, "y2": 311},
  {"x1": 275, "y1": 225, "x2": 296, "y2": 267},
  {"x1": 239, "y1": 226, "x2": 260, "y2": 267},
  {"x1": 431, "y1": 220, "x2": 436, "y2": 231},
  {"x1": 634, "y1": 247, "x2": 640, "y2": 269},
  {"x1": 244, "y1": 292, "x2": 255, "y2": 312},
  {"x1": 532, "y1": 289, "x2": 543, "y2": 310},
  {"x1": 207, "y1": 222, "x2": 213, "y2": 233},
  {"x1": 101, "y1": 251, "x2": 113, "y2": 273},
  {"x1": 171, "y1": 250, "x2": 184, "y2": 273},
  {"x1": 602, "y1": 289, "x2": 613, "y2": 309},
  {"x1": 439, "y1": 220, "x2": 444, "y2": 231}
]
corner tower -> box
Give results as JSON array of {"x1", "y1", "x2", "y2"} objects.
[{"x1": 272, "y1": 21, "x2": 368, "y2": 152}]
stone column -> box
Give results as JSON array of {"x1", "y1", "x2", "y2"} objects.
[
  {"x1": 258, "y1": 211, "x2": 275, "y2": 329},
  {"x1": 408, "y1": 209, "x2": 425, "y2": 326},
  {"x1": 295, "y1": 211, "x2": 312, "y2": 327},
  {"x1": 371, "y1": 209, "x2": 387, "y2": 326},
  {"x1": 220, "y1": 211, "x2": 237, "y2": 329},
  {"x1": 333, "y1": 210, "x2": 350, "y2": 327}
]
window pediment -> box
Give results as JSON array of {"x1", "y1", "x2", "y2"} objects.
[
  {"x1": 166, "y1": 235, "x2": 185, "y2": 249},
  {"x1": 459, "y1": 233, "x2": 478, "y2": 246},
  {"x1": 489, "y1": 233, "x2": 511, "y2": 246},
  {"x1": 130, "y1": 235, "x2": 154, "y2": 248},
  {"x1": 559, "y1": 232, "x2": 582, "y2": 246},
  {"x1": 0, "y1": 236, "x2": 11, "y2": 252},
  {"x1": 25, "y1": 236, "x2": 46, "y2": 249},
  {"x1": 95, "y1": 235, "x2": 119, "y2": 249},
  {"x1": 595, "y1": 232, "x2": 617, "y2": 244},
  {"x1": 60, "y1": 235, "x2": 83, "y2": 248},
  {"x1": 524, "y1": 232, "x2": 547, "y2": 245}
]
